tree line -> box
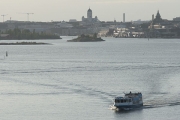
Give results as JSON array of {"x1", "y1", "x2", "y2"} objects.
[{"x1": 0, "y1": 28, "x2": 61, "y2": 40}]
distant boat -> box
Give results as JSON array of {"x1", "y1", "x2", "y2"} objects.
[{"x1": 111, "y1": 92, "x2": 143, "y2": 110}]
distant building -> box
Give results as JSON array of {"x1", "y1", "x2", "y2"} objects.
[
  {"x1": 18, "y1": 24, "x2": 54, "y2": 33},
  {"x1": 5, "y1": 20, "x2": 19, "y2": 23},
  {"x1": 133, "y1": 19, "x2": 150, "y2": 25},
  {"x1": 153, "y1": 10, "x2": 163, "y2": 24},
  {"x1": 69, "y1": 19, "x2": 77, "y2": 22},
  {"x1": 173, "y1": 17, "x2": 180, "y2": 21},
  {"x1": 0, "y1": 34, "x2": 9, "y2": 37},
  {"x1": 55, "y1": 21, "x2": 73, "y2": 28},
  {"x1": 82, "y1": 8, "x2": 99, "y2": 23}
]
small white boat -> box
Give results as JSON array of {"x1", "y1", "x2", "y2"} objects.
[{"x1": 112, "y1": 92, "x2": 143, "y2": 110}]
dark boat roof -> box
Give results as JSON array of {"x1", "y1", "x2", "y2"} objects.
[
  {"x1": 115, "y1": 92, "x2": 142, "y2": 99},
  {"x1": 125, "y1": 92, "x2": 142, "y2": 97}
]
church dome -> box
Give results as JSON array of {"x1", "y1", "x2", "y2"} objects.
[
  {"x1": 153, "y1": 10, "x2": 163, "y2": 24},
  {"x1": 88, "y1": 8, "x2": 92, "y2": 12}
]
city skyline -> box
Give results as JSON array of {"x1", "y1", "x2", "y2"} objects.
[{"x1": 0, "y1": 0, "x2": 180, "y2": 22}]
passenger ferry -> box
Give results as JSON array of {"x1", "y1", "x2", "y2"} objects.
[{"x1": 112, "y1": 92, "x2": 143, "y2": 110}]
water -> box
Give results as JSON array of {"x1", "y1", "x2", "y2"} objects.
[{"x1": 1, "y1": 37, "x2": 180, "y2": 120}]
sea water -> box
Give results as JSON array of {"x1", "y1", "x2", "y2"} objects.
[{"x1": 1, "y1": 37, "x2": 180, "y2": 120}]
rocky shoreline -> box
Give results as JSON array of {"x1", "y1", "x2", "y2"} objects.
[
  {"x1": 0, "y1": 42, "x2": 50, "y2": 45},
  {"x1": 67, "y1": 34, "x2": 105, "y2": 42},
  {"x1": 67, "y1": 38, "x2": 105, "y2": 42}
]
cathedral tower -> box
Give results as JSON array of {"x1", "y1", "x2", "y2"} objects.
[
  {"x1": 153, "y1": 10, "x2": 163, "y2": 24},
  {"x1": 87, "y1": 8, "x2": 92, "y2": 20}
]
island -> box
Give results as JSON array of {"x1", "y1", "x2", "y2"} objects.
[
  {"x1": 0, "y1": 28, "x2": 61, "y2": 40},
  {"x1": 0, "y1": 42, "x2": 50, "y2": 45},
  {"x1": 67, "y1": 34, "x2": 105, "y2": 42}
]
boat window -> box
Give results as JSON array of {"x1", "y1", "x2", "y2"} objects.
[
  {"x1": 121, "y1": 99, "x2": 123, "y2": 103},
  {"x1": 115, "y1": 99, "x2": 121, "y2": 103},
  {"x1": 129, "y1": 99, "x2": 131, "y2": 102}
]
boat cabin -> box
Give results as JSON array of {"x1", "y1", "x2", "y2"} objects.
[
  {"x1": 112, "y1": 92, "x2": 143, "y2": 110},
  {"x1": 114, "y1": 92, "x2": 142, "y2": 105},
  {"x1": 114, "y1": 97, "x2": 132, "y2": 103}
]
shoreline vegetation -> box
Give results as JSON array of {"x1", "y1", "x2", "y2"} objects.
[
  {"x1": 0, "y1": 42, "x2": 50, "y2": 45},
  {"x1": 67, "y1": 33, "x2": 105, "y2": 42},
  {"x1": 0, "y1": 28, "x2": 61, "y2": 40}
]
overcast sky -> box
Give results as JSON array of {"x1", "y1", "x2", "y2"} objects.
[{"x1": 0, "y1": 0, "x2": 180, "y2": 22}]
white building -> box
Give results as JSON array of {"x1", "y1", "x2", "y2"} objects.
[
  {"x1": 55, "y1": 21, "x2": 73, "y2": 28},
  {"x1": 82, "y1": 8, "x2": 99, "y2": 23}
]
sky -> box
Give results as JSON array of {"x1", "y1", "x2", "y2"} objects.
[{"x1": 0, "y1": 0, "x2": 180, "y2": 22}]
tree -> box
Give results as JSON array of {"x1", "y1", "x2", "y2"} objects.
[{"x1": 93, "y1": 33, "x2": 97, "y2": 38}]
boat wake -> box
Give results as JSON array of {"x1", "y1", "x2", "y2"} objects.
[
  {"x1": 143, "y1": 101, "x2": 180, "y2": 109},
  {"x1": 109, "y1": 105, "x2": 118, "y2": 110}
]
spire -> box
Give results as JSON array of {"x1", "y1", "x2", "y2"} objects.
[
  {"x1": 153, "y1": 10, "x2": 163, "y2": 23},
  {"x1": 88, "y1": 7, "x2": 92, "y2": 12},
  {"x1": 156, "y1": 10, "x2": 161, "y2": 19}
]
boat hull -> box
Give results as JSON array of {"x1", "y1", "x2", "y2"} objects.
[{"x1": 114, "y1": 103, "x2": 143, "y2": 110}]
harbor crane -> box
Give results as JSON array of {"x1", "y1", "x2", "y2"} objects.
[
  {"x1": 22, "y1": 13, "x2": 34, "y2": 21},
  {"x1": 1, "y1": 14, "x2": 8, "y2": 22}
]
